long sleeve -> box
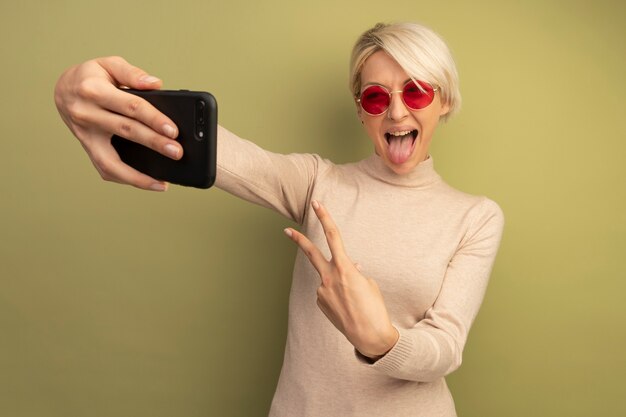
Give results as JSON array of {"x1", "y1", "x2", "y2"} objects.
[
  {"x1": 361, "y1": 197, "x2": 505, "y2": 382},
  {"x1": 215, "y1": 125, "x2": 330, "y2": 224}
]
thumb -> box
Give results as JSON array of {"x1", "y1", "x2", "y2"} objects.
[{"x1": 96, "y1": 56, "x2": 163, "y2": 90}]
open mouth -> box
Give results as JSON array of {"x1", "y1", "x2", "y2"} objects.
[{"x1": 384, "y1": 129, "x2": 418, "y2": 164}]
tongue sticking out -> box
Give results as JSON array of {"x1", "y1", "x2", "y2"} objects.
[{"x1": 387, "y1": 133, "x2": 415, "y2": 165}]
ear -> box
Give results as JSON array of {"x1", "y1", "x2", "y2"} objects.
[
  {"x1": 439, "y1": 101, "x2": 450, "y2": 117},
  {"x1": 355, "y1": 98, "x2": 364, "y2": 122}
]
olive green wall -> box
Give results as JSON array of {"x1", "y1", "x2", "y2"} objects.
[{"x1": 1, "y1": 1, "x2": 624, "y2": 416}]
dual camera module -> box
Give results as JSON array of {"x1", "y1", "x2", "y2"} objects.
[{"x1": 195, "y1": 99, "x2": 207, "y2": 141}]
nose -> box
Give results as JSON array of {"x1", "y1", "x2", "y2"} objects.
[{"x1": 387, "y1": 90, "x2": 409, "y2": 121}]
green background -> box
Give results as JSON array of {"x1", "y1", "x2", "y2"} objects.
[{"x1": 1, "y1": 0, "x2": 624, "y2": 416}]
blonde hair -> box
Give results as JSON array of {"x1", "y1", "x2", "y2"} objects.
[{"x1": 349, "y1": 22, "x2": 461, "y2": 121}]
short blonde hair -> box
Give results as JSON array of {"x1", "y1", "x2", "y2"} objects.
[{"x1": 349, "y1": 22, "x2": 461, "y2": 121}]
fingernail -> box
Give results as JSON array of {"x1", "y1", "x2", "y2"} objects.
[
  {"x1": 312, "y1": 200, "x2": 320, "y2": 210},
  {"x1": 284, "y1": 228, "x2": 293, "y2": 238},
  {"x1": 165, "y1": 143, "x2": 180, "y2": 159},
  {"x1": 163, "y1": 124, "x2": 177, "y2": 138},
  {"x1": 150, "y1": 182, "x2": 167, "y2": 192},
  {"x1": 139, "y1": 75, "x2": 160, "y2": 84}
]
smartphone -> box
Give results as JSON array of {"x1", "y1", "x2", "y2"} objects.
[{"x1": 111, "y1": 89, "x2": 217, "y2": 189}]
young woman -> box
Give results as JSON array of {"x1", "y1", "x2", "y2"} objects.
[{"x1": 55, "y1": 22, "x2": 504, "y2": 417}]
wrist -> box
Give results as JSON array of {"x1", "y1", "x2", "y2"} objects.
[{"x1": 360, "y1": 325, "x2": 400, "y2": 360}]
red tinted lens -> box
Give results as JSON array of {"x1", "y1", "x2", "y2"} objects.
[
  {"x1": 402, "y1": 81, "x2": 435, "y2": 110},
  {"x1": 360, "y1": 85, "x2": 390, "y2": 115}
]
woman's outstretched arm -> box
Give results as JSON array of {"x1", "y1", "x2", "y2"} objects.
[{"x1": 55, "y1": 57, "x2": 330, "y2": 222}]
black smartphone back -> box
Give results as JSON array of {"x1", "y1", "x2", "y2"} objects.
[{"x1": 111, "y1": 89, "x2": 217, "y2": 189}]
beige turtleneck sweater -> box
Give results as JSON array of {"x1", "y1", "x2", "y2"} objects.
[{"x1": 215, "y1": 126, "x2": 504, "y2": 417}]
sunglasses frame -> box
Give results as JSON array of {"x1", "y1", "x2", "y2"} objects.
[{"x1": 356, "y1": 80, "x2": 439, "y2": 116}]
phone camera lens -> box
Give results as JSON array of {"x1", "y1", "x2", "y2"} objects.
[{"x1": 196, "y1": 100, "x2": 206, "y2": 125}]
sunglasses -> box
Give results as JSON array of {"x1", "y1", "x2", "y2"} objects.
[{"x1": 357, "y1": 80, "x2": 438, "y2": 116}]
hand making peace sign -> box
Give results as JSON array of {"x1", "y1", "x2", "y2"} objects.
[{"x1": 284, "y1": 200, "x2": 400, "y2": 360}]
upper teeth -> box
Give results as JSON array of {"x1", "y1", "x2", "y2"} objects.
[{"x1": 389, "y1": 130, "x2": 412, "y2": 136}]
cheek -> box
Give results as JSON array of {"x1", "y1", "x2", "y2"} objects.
[
  {"x1": 364, "y1": 120, "x2": 384, "y2": 146},
  {"x1": 414, "y1": 109, "x2": 442, "y2": 134},
  {"x1": 363, "y1": 117, "x2": 382, "y2": 134}
]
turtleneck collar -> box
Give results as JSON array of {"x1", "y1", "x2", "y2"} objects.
[{"x1": 358, "y1": 153, "x2": 441, "y2": 188}]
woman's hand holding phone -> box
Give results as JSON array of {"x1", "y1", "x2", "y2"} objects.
[{"x1": 54, "y1": 56, "x2": 182, "y2": 191}]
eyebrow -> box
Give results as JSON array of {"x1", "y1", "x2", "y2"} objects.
[{"x1": 362, "y1": 78, "x2": 413, "y2": 89}]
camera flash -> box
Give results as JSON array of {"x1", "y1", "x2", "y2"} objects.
[{"x1": 199, "y1": 131, "x2": 204, "y2": 138}]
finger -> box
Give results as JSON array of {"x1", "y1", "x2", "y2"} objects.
[
  {"x1": 283, "y1": 228, "x2": 330, "y2": 278},
  {"x1": 96, "y1": 56, "x2": 163, "y2": 90},
  {"x1": 87, "y1": 140, "x2": 169, "y2": 191},
  {"x1": 311, "y1": 200, "x2": 350, "y2": 264},
  {"x1": 77, "y1": 106, "x2": 181, "y2": 160},
  {"x1": 77, "y1": 76, "x2": 180, "y2": 143},
  {"x1": 105, "y1": 87, "x2": 179, "y2": 140}
]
